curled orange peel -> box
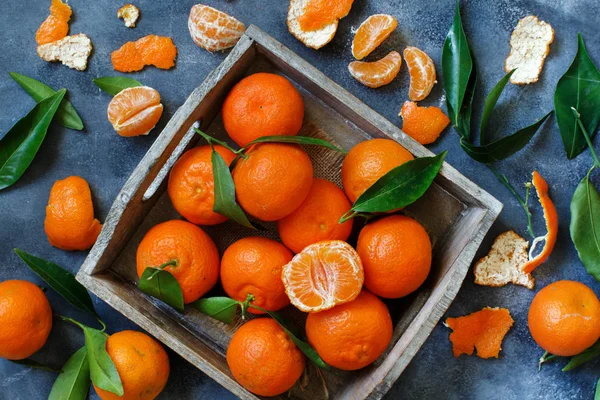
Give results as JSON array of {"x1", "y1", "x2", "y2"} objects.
[{"x1": 521, "y1": 171, "x2": 558, "y2": 273}]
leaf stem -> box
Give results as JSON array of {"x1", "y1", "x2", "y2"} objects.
[
  {"x1": 146, "y1": 259, "x2": 177, "y2": 280},
  {"x1": 487, "y1": 164, "x2": 535, "y2": 238},
  {"x1": 195, "y1": 129, "x2": 247, "y2": 159},
  {"x1": 97, "y1": 318, "x2": 107, "y2": 333},
  {"x1": 571, "y1": 107, "x2": 600, "y2": 168},
  {"x1": 538, "y1": 351, "x2": 558, "y2": 371}
]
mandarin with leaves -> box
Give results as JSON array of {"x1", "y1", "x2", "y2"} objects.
[
  {"x1": 136, "y1": 220, "x2": 219, "y2": 304},
  {"x1": 222, "y1": 73, "x2": 304, "y2": 147},
  {"x1": 168, "y1": 145, "x2": 236, "y2": 225},
  {"x1": 0, "y1": 280, "x2": 53, "y2": 360},
  {"x1": 44, "y1": 176, "x2": 102, "y2": 251},
  {"x1": 306, "y1": 290, "x2": 392, "y2": 370},
  {"x1": 93, "y1": 330, "x2": 169, "y2": 400},
  {"x1": 227, "y1": 318, "x2": 305, "y2": 396},
  {"x1": 221, "y1": 237, "x2": 292, "y2": 313},
  {"x1": 341, "y1": 138, "x2": 414, "y2": 203}
]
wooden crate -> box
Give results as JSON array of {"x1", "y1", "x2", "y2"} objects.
[{"x1": 76, "y1": 26, "x2": 502, "y2": 400}]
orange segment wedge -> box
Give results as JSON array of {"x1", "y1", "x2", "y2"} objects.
[
  {"x1": 521, "y1": 171, "x2": 558, "y2": 273},
  {"x1": 404, "y1": 46, "x2": 436, "y2": 101},
  {"x1": 282, "y1": 240, "x2": 364, "y2": 313},
  {"x1": 36, "y1": 0, "x2": 72, "y2": 45},
  {"x1": 107, "y1": 86, "x2": 164, "y2": 137},
  {"x1": 298, "y1": 0, "x2": 354, "y2": 31},
  {"x1": 400, "y1": 101, "x2": 450, "y2": 144},
  {"x1": 352, "y1": 14, "x2": 398, "y2": 60},
  {"x1": 188, "y1": 4, "x2": 246, "y2": 52},
  {"x1": 348, "y1": 51, "x2": 402, "y2": 88}
]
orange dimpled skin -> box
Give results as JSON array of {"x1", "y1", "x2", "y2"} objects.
[
  {"x1": 36, "y1": 0, "x2": 72, "y2": 45},
  {"x1": 107, "y1": 86, "x2": 163, "y2": 137},
  {"x1": 168, "y1": 145, "x2": 236, "y2": 225},
  {"x1": 222, "y1": 73, "x2": 305, "y2": 147},
  {"x1": 45, "y1": 176, "x2": 102, "y2": 251},
  {"x1": 357, "y1": 215, "x2": 432, "y2": 299},
  {"x1": 221, "y1": 237, "x2": 292, "y2": 313},
  {"x1": 93, "y1": 331, "x2": 169, "y2": 400},
  {"x1": 277, "y1": 178, "x2": 353, "y2": 253},
  {"x1": 232, "y1": 143, "x2": 313, "y2": 221},
  {"x1": 400, "y1": 101, "x2": 450, "y2": 145},
  {"x1": 136, "y1": 220, "x2": 220, "y2": 304},
  {"x1": 226, "y1": 318, "x2": 305, "y2": 397},
  {"x1": 298, "y1": 0, "x2": 354, "y2": 31},
  {"x1": 528, "y1": 280, "x2": 600, "y2": 357},
  {"x1": 112, "y1": 35, "x2": 177, "y2": 72},
  {"x1": 342, "y1": 138, "x2": 414, "y2": 203},
  {"x1": 306, "y1": 291, "x2": 392, "y2": 370},
  {"x1": 0, "y1": 280, "x2": 53, "y2": 360}
]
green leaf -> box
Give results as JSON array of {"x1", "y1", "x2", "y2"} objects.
[
  {"x1": 211, "y1": 149, "x2": 258, "y2": 230},
  {"x1": 192, "y1": 297, "x2": 239, "y2": 324},
  {"x1": 562, "y1": 340, "x2": 600, "y2": 371},
  {"x1": 138, "y1": 267, "x2": 185, "y2": 312},
  {"x1": 442, "y1": 0, "x2": 473, "y2": 140},
  {"x1": 9, "y1": 358, "x2": 61, "y2": 373},
  {"x1": 14, "y1": 249, "x2": 97, "y2": 317},
  {"x1": 570, "y1": 168, "x2": 600, "y2": 282},
  {"x1": 0, "y1": 89, "x2": 65, "y2": 190},
  {"x1": 455, "y1": 60, "x2": 477, "y2": 140},
  {"x1": 93, "y1": 77, "x2": 142, "y2": 96},
  {"x1": 554, "y1": 34, "x2": 600, "y2": 159},
  {"x1": 49, "y1": 347, "x2": 91, "y2": 400},
  {"x1": 341, "y1": 152, "x2": 446, "y2": 221},
  {"x1": 10, "y1": 72, "x2": 83, "y2": 131},
  {"x1": 460, "y1": 112, "x2": 552, "y2": 163},
  {"x1": 83, "y1": 327, "x2": 123, "y2": 396},
  {"x1": 245, "y1": 135, "x2": 347, "y2": 154},
  {"x1": 480, "y1": 70, "x2": 515, "y2": 143},
  {"x1": 595, "y1": 378, "x2": 600, "y2": 400}
]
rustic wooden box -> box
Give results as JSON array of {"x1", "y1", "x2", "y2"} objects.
[{"x1": 76, "y1": 26, "x2": 502, "y2": 400}]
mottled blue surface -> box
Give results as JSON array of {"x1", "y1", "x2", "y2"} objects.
[{"x1": 1, "y1": 0, "x2": 600, "y2": 399}]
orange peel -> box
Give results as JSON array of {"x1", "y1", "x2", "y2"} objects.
[
  {"x1": 521, "y1": 171, "x2": 558, "y2": 273},
  {"x1": 298, "y1": 0, "x2": 354, "y2": 31},
  {"x1": 36, "y1": 0, "x2": 72, "y2": 45},
  {"x1": 445, "y1": 307, "x2": 514, "y2": 359},
  {"x1": 111, "y1": 35, "x2": 177, "y2": 72},
  {"x1": 400, "y1": 101, "x2": 450, "y2": 145}
]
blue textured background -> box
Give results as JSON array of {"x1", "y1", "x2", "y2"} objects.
[{"x1": 1, "y1": 0, "x2": 600, "y2": 399}]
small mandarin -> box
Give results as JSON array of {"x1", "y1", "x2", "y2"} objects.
[
  {"x1": 136, "y1": 220, "x2": 220, "y2": 304},
  {"x1": 341, "y1": 138, "x2": 414, "y2": 203},
  {"x1": 0, "y1": 280, "x2": 53, "y2": 360},
  {"x1": 357, "y1": 215, "x2": 432, "y2": 298},
  {"x1": 221, "y1": 237, "x2": 292, "y2": 313},
  {"x1": 168, "y1": 145, "x2": 236, "y2": 225},
  {"x1": 306, "y1": 290, "x2": 392, "y2": 370},
  {"x1": 227, "y1": 318, "x2": 305, "y2": 397},
  {"x1": 93, "y1": 330, "x2": 169, "y2": 400}
]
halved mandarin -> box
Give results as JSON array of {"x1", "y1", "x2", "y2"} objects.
[
  {"x1": 352, "y1": 14, "x2": 398, "y2": 60},
  {"x1": 188, "y1": 4, "x2": 246, "y2": 52},
  {"x1": 282, "y1": 240, "x2": 364, "y2": 313},
  {"x1": 298, "y1": 0, "x2": 354, "y2": 31},
  {"x1": 107, "y1": 86, "x2": 164, "y2": 137},
  {"x1": 349, "y1": 51, "x2": 402, "y2": 88},
  {"x1": 404, "y1": 46, "x2": 436, "y2": 101}
]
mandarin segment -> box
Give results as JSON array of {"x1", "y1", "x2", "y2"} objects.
[
  {"x1": 282, "y1": 240, "x2": 364, "y2": 313},
  {"x1": 111, "y1": 35, "x2": 177, "y2": 72},
  {"x1": 298, "y1": 0, "x2": 354, "y2": 31},
  {"x1": 306, "y1": 291, "x2": 392, "y2": 370},
  {"x1": 168, "y1": 145, "x2": 236, "y2": 225},
  {"x1": 44, "y1": 176, "x2": 102, "y2": 251},
  {"x1": 107, "y1": 86, "x2": 164, "y2": 137},
  {"x1": 36, "y1": 0, "x2": 72, "y2": 45},
  {"x1": 0, "y1": 280, "x2": 53, "y2": 360},
  {"x1": 352, "y1": 14, "x2": 398, "y2": 60},
  {"x1": 445, "y1": 307, "x2": 514, "y2": 359},
  {"x1": 188, "y1": 4, "x2": 246, "y2": 52},
  {"x1": 349, "y1": 51, "x2": 402, "y2": 88},
  {"x1": 404, "y1": 46, "x2": 437, "y2": 101},
  {"x1": 400, "y1": 101, "x2": 450, "y2": 144},
  {"x1": 226, "y1": 318, "x2": 305, "y2": 397}
]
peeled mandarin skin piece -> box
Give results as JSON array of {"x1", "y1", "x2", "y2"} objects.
[
  {"x1": 168, "y1": 145, "x2": 236, "y2": 225},
  {"x1": 351, "y1": 14, "x2": 398, "y2": 60},
  {"x1": 222, "y1": 73, "x2": 304, "y2": 147},
  {"x1": 306, "y1": 291, "x2": 392, "y2": 370},
  {"x1": 400, "y1": 101, "x2": 450, "y2": 145},
  {"x1": 44, "y1": 176, "x2": 102, "y2": 251},
  {"x1": 35, "y1": 0, "x2": 72, "y2": 45},
  {"x1": 298, "y1": 0, "x2": 354, "y2": 31}
]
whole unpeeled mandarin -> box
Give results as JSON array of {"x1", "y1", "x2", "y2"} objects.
[
  {"x1": 341, "y1": 138, "x2": 414, "y2": 203},
  {"x1": 226, "y1": 318, "x2": 305, "y2": 396},
  {"x1": 528, "y1": 280, "x2": 600, "y2": 356},
  {"x1": 136, "y1": 220, "x2": 219, "y2": 304},
  {"x1": 357, "y1": 215, "x2": 431, "y2": 298},
  {"x1": 232, "y1": 143, "x2": 313, "y2": 221},
  {"x1": 168, "y1": 145, "x2": 236, "y2": 225},
  {"x1": 222, "y1": 72, "x2": 304, "y2": 147},
  {"x1": 93, "y1": 330, "x2": 169, "y2": 400},
  {"x1": 221, "y1": 237, "x2": 292, "y2": 313},
  {"x1": 306, "y1": 290, "x2": 392, "y2": 370},
  {"x1": 0, "y1": 280, "x2": 53, "y2": 360}
]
